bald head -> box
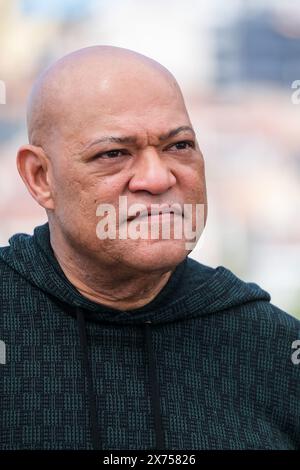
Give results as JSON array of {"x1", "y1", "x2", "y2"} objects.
[{"x1": 27, "y1": 45, "x2": 184, "y2": 150}]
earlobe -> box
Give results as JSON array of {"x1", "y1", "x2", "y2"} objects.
[{"x1": 16, "y1": 145, "x2": 55, "y2": 210}]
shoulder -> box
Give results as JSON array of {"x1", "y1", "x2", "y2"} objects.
[
  {"x1": 0, "y1": 248, "x2": 33, "y2": 295},
  {"x1": 237, "y1": 297, "x2": 300, "y2": 337},
  {"x1": 187, "y1": 257, "x2": 300, "y2": 337}
]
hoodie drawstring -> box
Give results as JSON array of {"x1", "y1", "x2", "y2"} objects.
[
  {"x1": 143, "y1": 321, "x2": 166, "y2": 450},
  {"x1": 76, "y1": 308, "x2": 165, "y2": 450},
  {"x1": 76, "y1": 307, "x2": 102, "y2": 450}
]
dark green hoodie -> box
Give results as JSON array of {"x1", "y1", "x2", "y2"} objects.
[{"x1": 0, "y1": 222, "x2": 299, "y2": 450}]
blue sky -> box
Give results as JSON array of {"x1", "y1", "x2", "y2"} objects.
[{"x1": 21, "y1": 0, "x2": 96, "y2": 19}]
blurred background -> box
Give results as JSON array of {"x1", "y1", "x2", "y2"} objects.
[{"x1": 0, "y1": 0, "x2": 299, "y2": 318}]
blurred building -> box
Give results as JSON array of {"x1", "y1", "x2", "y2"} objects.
[{"x1": 215, "y1": 8, "x2": 300, "y2": 87}]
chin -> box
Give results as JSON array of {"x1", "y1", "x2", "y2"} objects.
[{"x1": 123, "y1": 238, "x2": 190, "y2": 273}]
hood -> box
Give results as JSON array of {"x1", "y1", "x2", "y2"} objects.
[
  {"x1": 0, "y1": 222, "x2": 271, "y2": 450},
  {"x1": 0, "y1": 222, "x2": 271, "y2": 326}
]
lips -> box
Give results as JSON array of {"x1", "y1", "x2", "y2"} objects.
[{"x1": 127, "y1": 204, "x2": 183, "y2": 222}]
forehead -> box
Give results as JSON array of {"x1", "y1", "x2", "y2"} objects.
[
  {"x1": 53, "y1": 67, "x2": 191, "y2": 150},
  {"x1": 64, "y1": 92, "x2": 191, "y2": 150}
]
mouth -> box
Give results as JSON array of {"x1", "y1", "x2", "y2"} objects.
[{"x1": 127, "y1": 204, "x2": 183, "y2": 222}]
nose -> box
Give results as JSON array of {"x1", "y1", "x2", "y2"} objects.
[{"x1": 128, "y1": 148, "x2": 177, "y2": 195}]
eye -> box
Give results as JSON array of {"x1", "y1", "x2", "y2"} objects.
[
  {"x1": 94, "y1": 149, "x2": 129, "y2": 159},
  {"x1": 167, "y1": 140, "x2": 195, "y2": 151}
]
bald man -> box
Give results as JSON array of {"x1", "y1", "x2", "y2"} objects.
[{"x1": 0, "y1": 46, "x2": 299, "y2": 451}]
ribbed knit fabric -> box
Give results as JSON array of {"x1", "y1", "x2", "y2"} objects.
[{"x1": 0, "y1": 222, "x2": 299, "y2": 450}]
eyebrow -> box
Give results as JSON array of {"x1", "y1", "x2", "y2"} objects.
[{"x1": 82, "y1": 126, "x2": 195, "y2": 151}]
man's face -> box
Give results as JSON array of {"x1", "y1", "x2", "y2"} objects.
[{"x1": 47, "y1": 68, "x2": 207, "y2": 272}]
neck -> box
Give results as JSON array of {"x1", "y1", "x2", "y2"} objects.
[{"x1": 49, "y1": 228, "x2": 174, "y2": 311}]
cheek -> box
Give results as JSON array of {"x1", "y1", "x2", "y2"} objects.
[
  {"x1": 177, "y1": 158, "x2": 207, "y2": 201},
  {"x1": 78, "y1": 175, "x2": 127, "y2": 225},
  {"x1": 51, "y1": 163, "x2": 91, "y2": 223}
]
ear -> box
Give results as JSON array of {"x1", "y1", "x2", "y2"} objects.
[{"x1": 16, "y1": 144, "x2": 55, "y2": 210}]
